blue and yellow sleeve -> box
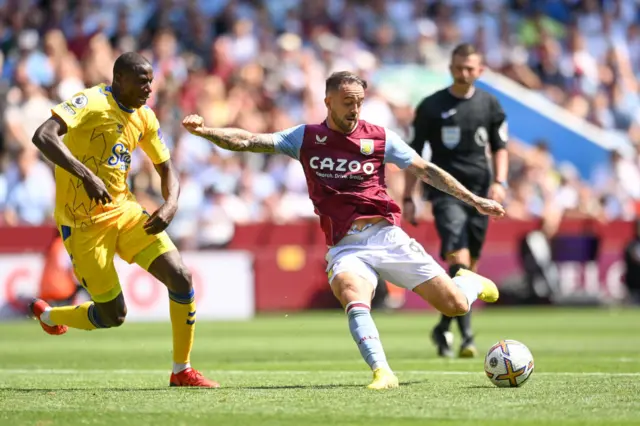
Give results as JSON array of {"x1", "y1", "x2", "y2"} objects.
[{"x1": 139, "y1": 108, "x2": 170, "y2": 164}]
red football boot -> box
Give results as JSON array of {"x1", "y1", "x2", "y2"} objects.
[
  {"x1": 169, "y1": 368, "x2": 220, "y2": 388},
  {"x1": 29, "y1": 299, "x2": 68, "y2": 336}
]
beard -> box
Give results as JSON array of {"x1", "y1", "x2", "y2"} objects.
[
  {"x1": 453, "y1": 77, "x2": 474, "y2": 86},
  {"x1": 331, "y1": 110, "x2": 357, "y2": 133}
]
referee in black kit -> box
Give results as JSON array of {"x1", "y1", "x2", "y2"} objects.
[{"x1": 403, "y1": 43, "x2": 509, "y2": 358}]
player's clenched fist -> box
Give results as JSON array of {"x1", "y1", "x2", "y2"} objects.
[
  {"x1": 474, "y1": 197, "x2": 505, "y2": 218},
  {"x1": 182, "y1": 114, "x2": 206, "y2": 136},
  {"x1": 402, "y1": 199, "x2": 417, "y2": 226},
  {"x1": 82, "y1": 172, "x2": 112, "y2": 206}
]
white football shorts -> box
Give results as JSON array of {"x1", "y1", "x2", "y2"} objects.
[{"x1": 325, "y1": 222, "x2": 446, "y2": 291}]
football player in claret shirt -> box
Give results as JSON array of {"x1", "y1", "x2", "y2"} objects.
[
  {"x1": 183, "y1": 71, "x2": 505, "y2": 390},
  {"x1": 30, "y1": 52, "x2": 217, "y2": 388}
]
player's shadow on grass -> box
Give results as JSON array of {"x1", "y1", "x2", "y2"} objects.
[
  {"x1": 3, "y1": 381, "x2": 428, "y2": 392},
  {"x1": 240, "y1": 380, "x2": 427, "y2": 390},
  {"x1": 4, "y1": 388, "x2": 167, "y2": 392},
  {"x1": 464, "y1": 385, "x2": 496, "y2": 389}
]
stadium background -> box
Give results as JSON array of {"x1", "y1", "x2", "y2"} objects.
[{"x1": 0, "y1": 0, "x2": 639, "y2": 320}]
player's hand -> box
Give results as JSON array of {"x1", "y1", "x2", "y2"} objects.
[
  {"x1": 143, "y1": 203, "x2": 177, "y2": 235},
  {"x1": 82, "y1": 173, "x2": 112, "y2": 206},
  {"x1": 474, "y1": 197, "x2": 505, "y2": 218},
  {"x1": 402, "y1": 198, "x2": 417, "y2": 226},
  {"x1": 488, "y1": 182, "x2": 507, "y2": 204},
  {"x1": 182, "y1": 114, "x2": 206, "y2": 136}
]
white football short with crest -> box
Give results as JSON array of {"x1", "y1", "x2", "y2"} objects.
[{"x1": 325, "y1": 221, "x2": 446, "y2": 290}]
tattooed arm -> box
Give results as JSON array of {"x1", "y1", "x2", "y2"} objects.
[
  {"x1": 408, "y1": 156, "x2": 478, "y2": 205},
  {"x1": 407, "y1": 155, "x2": 505, "y2": 217},
  {"x1": 182, "y1": 114, "x2": 276, "y2": 153}
]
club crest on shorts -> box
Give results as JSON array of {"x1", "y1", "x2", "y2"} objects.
[
  {"x1": 360, "y1": 139, "x2": 374, "y2": 155},
  {"x1": 441, "y1": 126, "x2": 460, "y2": 149}
]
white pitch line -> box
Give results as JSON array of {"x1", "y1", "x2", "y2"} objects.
[
  {"x1": 209, "y1": 357, "x2": 640, "y2": 366},
  {"x1": 1, "y1": 369, "x2": 639, "y2": 377}
]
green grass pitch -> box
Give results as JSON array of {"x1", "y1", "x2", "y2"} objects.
[{"x1": 1, "y1": 307, "x2": 639, "y2": 425}]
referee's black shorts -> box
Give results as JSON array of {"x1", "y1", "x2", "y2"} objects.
[{"x1": 429, "y1": 193, "x2": 489, "y2": 261}]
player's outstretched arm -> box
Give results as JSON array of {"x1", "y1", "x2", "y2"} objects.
[
  {"x1": 407, "y1": 154, "x2": 505, "y2": 217},
  {"x1": 182, "y1": 114, "x2": 275, "y2": 153},
  {"x1": 32, "y1": 116, "x2": 112, "y2": 205}
]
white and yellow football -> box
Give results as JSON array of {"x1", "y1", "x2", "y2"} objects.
[{"x1": 484, "y1": 339, "x2": 534, "y2": 388}]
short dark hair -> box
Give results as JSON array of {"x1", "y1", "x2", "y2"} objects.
[
  {"x1": 325, "y1": 71, "x2": 367, "y2": 94},
  {"x1": 451, "y1": 43, "x2": 481, "y2": 60},
  {"x1": 113, "y1": 52, "x2": 151, "y2": 77}
]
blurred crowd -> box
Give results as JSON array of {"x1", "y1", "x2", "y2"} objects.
[{"x1": 1, "y1": 0, "x2": 640, "y2": 248}]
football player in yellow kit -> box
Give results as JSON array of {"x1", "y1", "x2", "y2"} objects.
[{"x1": 30, "y1": 52, "x2": 218, "y2": 388}]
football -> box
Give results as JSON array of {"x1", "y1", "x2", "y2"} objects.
[{"x1": 484, "y1": 339, "x2": 535, "y2": 388}]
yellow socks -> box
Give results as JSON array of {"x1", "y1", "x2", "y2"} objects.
[
  {"x1": 168, "y1": 289, "x2": 196, "y2": 366},
  {"x1": 46, "y1": 302, "x2": 101, "y2": 330},
  {"x1": 42, "y1": 289, "x2": 197, "y2": 369}
]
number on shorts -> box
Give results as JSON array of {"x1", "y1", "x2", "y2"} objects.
[{"x1": 409, "y1": 240, "x2": 427, "y2": 257}]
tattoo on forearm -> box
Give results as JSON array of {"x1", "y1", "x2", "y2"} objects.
[
  {"x1": 414, "y1": 162, "x2": 477, "y2": 206},
  {"x1": 200, "y1": 128, "x2": 275, "y2": 153}
]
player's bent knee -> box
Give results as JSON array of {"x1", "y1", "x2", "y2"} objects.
[
  {"x1": 109, "y1": 314, "x2": 126, "y2": 327},
  {"x1": 147, "y1": 251, "x2": 193, "y2": 294},
  {"x1": 102, "y1": 307, "x2": 127, "y2": 327},
  {"x1": 93, "y1": 299, "x2": 127, "y2": 328},
  {"x1": 436, "y1": 292, "x2": 468, "y2": 317},
  {"x1": 449, "y1": 296, "x2": 469, "y2": 317},
  {"x1": 171, "y1": 263, "x2": 192, "y2": 292},
  {"x1": 171, "y1": 262, "x2": 192, "y2": 283},
  {"x1": 162, "y1": 261, "x2": 193, "y2": 295},
  {"x1": 180, "y1": 264, "x2": 192, "y2": 284},
  {"x1": 331, "y1": 273, "x2": 373, "y2": 307},
  {"x1": 413, "y1": 275, "x2": 469, "y2": 317}
]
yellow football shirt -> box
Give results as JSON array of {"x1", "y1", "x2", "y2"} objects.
[{"x1": 51, "y1": 83, "x2": 170, "y2": 228}]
